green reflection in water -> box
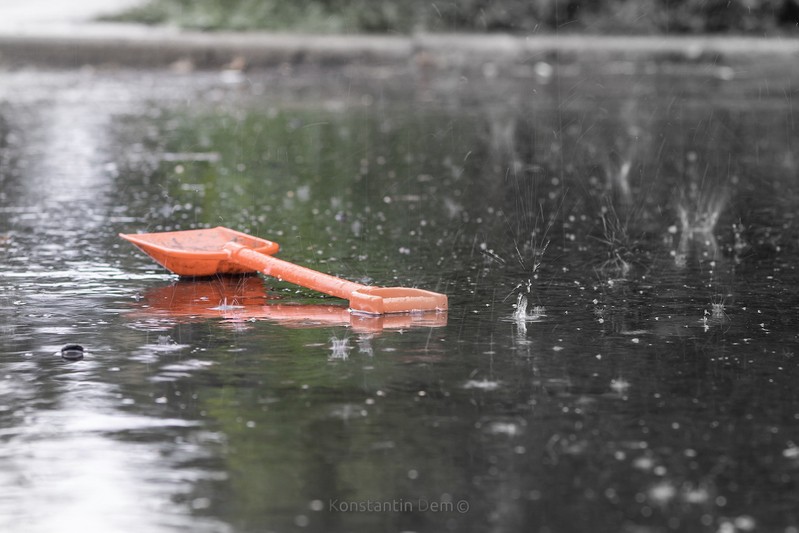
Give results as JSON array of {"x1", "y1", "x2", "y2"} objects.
[
  {"x1": 142, "y1": 103, "x2": 474, "y2": 295},
  {"x1": 105, "y1": 65, "x2": 799, "y2": 533}
]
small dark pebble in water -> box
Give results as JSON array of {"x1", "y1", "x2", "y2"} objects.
[{"x1": 61, "y1": 344, "x2": 85, "y2": 361}]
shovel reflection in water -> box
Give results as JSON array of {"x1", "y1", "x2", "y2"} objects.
[{"x1": 133, "y1": 276, "x2": 447, "y2": 333}]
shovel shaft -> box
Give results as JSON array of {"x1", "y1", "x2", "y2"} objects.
[{"x1": 225, "y1": 242, "x2": 366, "y2": 300}]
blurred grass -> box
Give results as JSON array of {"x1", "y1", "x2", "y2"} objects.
[
  {"x1": 101, "y1": 0, "x2": 414, "y2": 33},
  {"x1": 104, "y1": 0, "x2": 799, "y2": 34}
]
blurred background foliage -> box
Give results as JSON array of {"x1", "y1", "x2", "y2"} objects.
[{"x1": 107, "y1": 0, "x2": 799, "y2": 34}]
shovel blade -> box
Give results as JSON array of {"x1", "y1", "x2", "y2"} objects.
[{"x1": 119, "y1": 227, "x2": 279, "y2": 277}]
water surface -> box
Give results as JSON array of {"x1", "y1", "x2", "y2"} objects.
[{"x1": 1, "y1": 60, "x2": 798, "y2": 532}]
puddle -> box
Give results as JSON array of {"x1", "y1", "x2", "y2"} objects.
[{"x1": 0, "y1": 63, "x2": 798, "y2": 532}]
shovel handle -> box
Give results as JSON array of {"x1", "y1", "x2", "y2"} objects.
[{"x1": 224, "y1": 242, "x2": 366, "y2": 301}]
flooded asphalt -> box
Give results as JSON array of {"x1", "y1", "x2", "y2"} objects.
[{"x1": 1, "y1": 59, "x2": 798, "y2": 532}]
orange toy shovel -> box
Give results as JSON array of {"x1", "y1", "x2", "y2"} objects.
[{"x1": 119, "y1": 226, "x2": 448, "y2": 315}]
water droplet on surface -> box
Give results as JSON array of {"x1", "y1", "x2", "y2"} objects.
[
  {"x1": 648, "y1": 481, "x2": 676, "y2": 504},
  {"x1": 486, "y1": 421, "x2": 521, "y2": 436},
  {"x1": 610, "y1": 378, "x2": 630, "y2": 393},
  {"x1": 463, "y1": 379, "x2": 501, "y2": 391},
  {"x1": 783, "y1": 445, "x2": 799, "y2": 459},
  {"x1": 309, "y1": 500, "x2": 324, "y2": 512}
]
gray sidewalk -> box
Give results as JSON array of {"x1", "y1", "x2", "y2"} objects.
[{"x1": 0, "y1": 0, "x2": 797, "y2": 70}]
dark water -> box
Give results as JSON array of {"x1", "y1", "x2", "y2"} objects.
[{"x1": 1, "y1": 59, "x2": 798, "y2": 533}]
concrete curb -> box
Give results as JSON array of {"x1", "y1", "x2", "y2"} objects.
[
  {"x1": 0, "y1": 32, "x2": 410, "y2": 69},
  {"x1": 0, "y1": 26, "x2": 798, "y2": 70}
]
